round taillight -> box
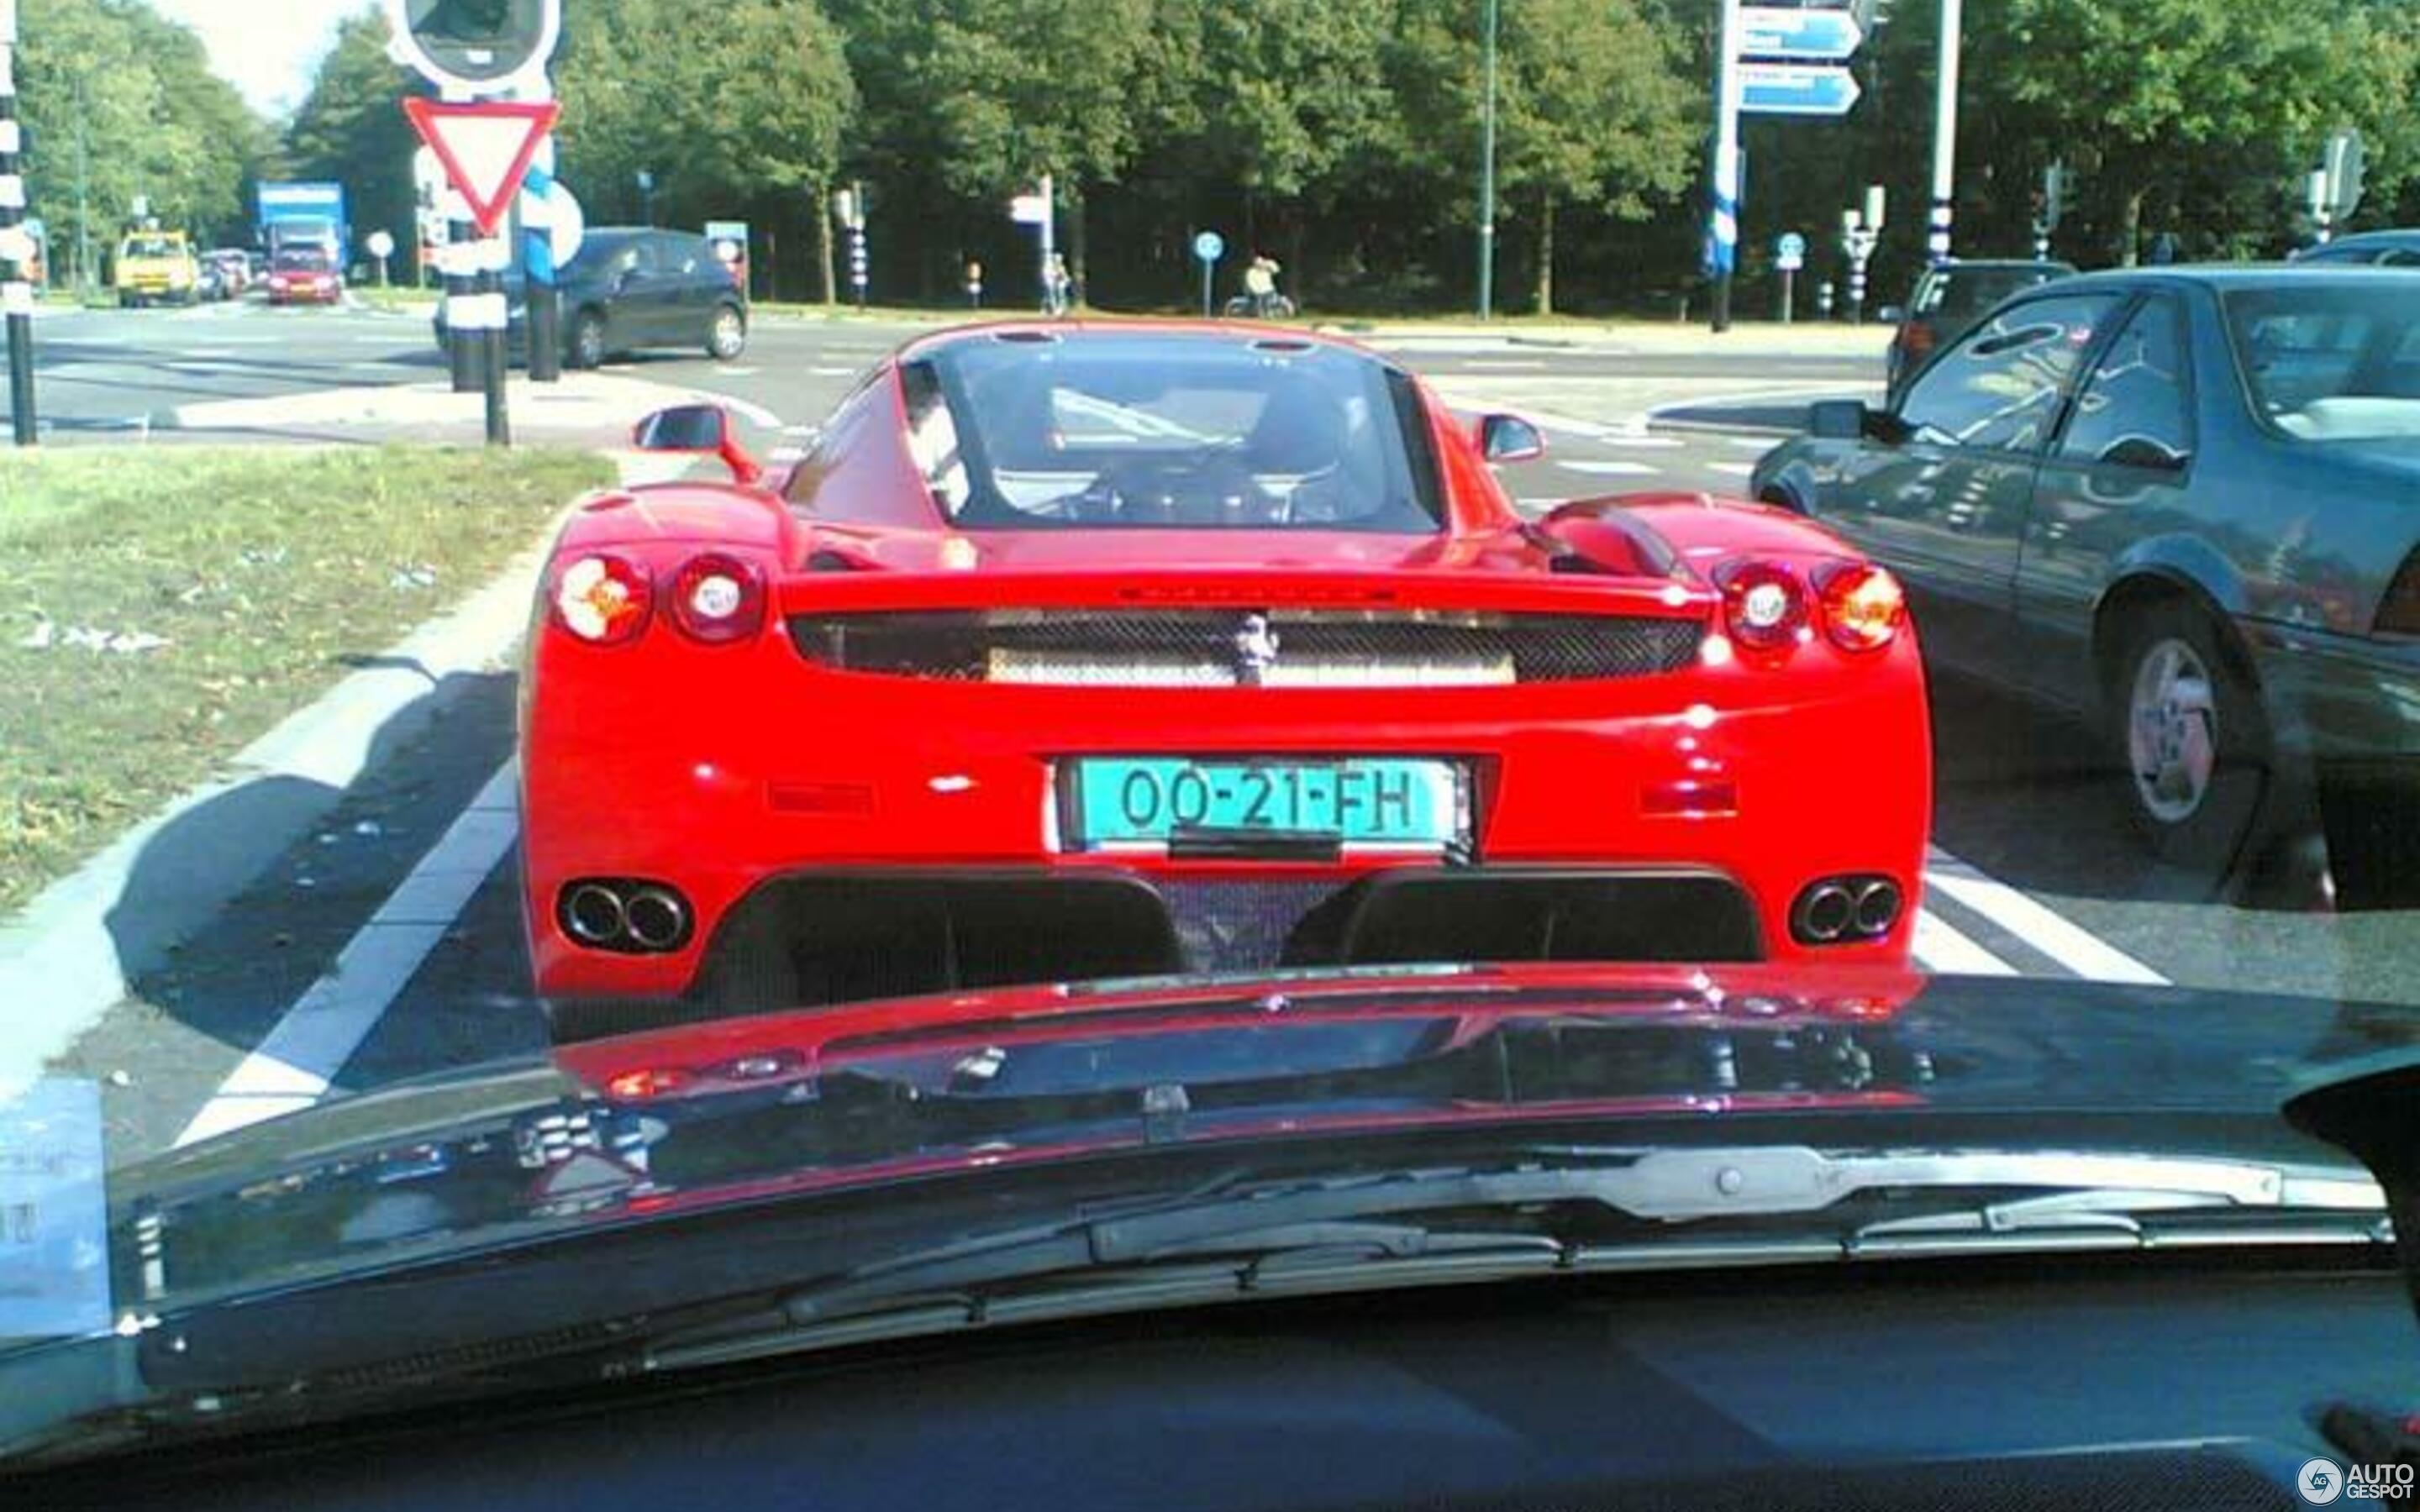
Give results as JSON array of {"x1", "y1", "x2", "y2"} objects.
[
  {"x1": 670, "y1": 552, "x2": 766, "y2": 643},
  {"x1": 552, "y1": 554, "x2": 653, "y2": 644},
  {"x1": 1814, "y1": 560, "x2": 1906, "y2": 652},
  {"x1": 1713, "y1": 559, "x2": 1808, "y2": 653}
]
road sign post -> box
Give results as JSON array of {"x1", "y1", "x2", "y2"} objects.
[
  {"x1": 1, "y1": 0, "x2": 39, "y2": 446},
  {"x1": 1707, "y1": 0, "x2": 1743, "y2": 333},
  {"x1": 367, "y1": 228, "x2": 396, "y2": 287},
  {"x1": 1927, "y1": 0, "x2": 1962, "y2": 264},
  {"x1": 844, "y1": 181, "x2": 868, "y2": 309},
  {"x1": 405, "y1": 97, "x2": 558, "y2": 444},
  {"x1": 1775, "y1": 232, "x2": 1805, "y2": 323},
  {"x1": 1192, "y1": 230, "x2": 1224, "y2": 318},
  {"x1": 390, "y1": 0, "x2": 562, "y2": 438}
]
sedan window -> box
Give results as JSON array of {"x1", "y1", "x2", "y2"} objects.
[
  {"x1": 1897, "y1": 294, "x2": 2118, "y2": 452},
  {"x1": 2226, "y1": 283, "x2": 2420, "y2": 439},
  {"x1": 2057, "y1": 297, "x2": 2192, "y2": 471}
]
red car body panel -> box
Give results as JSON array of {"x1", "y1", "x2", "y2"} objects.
[
  {"x1": 548, "y1": 962, "x2": 1928, "y2": 1217},
  {"x1": 520, "y1": 322, "x2": 1932, "y2": 1005}
]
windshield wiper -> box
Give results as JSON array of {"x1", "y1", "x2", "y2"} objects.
[{"x1": 636, "y1": 1146, "x2": 2390, "y2": 1373}]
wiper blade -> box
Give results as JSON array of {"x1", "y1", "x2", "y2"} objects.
[{"x1": 640, "y1": 1147, "x2": 2387, "y2": 1371}]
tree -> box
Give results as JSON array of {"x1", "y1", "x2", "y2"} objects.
[
  {"x1": 287, "y1": 9, "x2": 426, "y2": 275},
  {"x1": 14, "y1": 0, "x2": 271, "y2": 283},
  {"x1": 556, "y1": 0, "x2": 854, "y2": 294},
  {"x1": 1382, "y1": 0, "x2": 1697, "y2": 313},
  {"x1": 1972, "y1": 0, "x2": 2417, "y2": 262}
]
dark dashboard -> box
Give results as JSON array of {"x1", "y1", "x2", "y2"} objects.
[{"x1": 19, "y1": 1251, "x2": 2412, "y2": 1511}]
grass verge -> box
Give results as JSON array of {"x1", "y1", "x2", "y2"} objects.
[{"x1": 0, "y1": 445, "x2": 613, "y2": 913}]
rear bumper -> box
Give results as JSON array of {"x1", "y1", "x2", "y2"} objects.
[{"x1": 522, "y1": 633, "x2": 1933, "y2": 1003}]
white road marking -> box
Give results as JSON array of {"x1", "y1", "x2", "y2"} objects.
[
  {"x1": 1925, "y1": 848, "x2": 2169, "y2": 984},
  {"x1": 770, "y1": 446, "x2": 808, "y2": 463},
  {"x1": 1722, "y1": 435, "x2": 1778, "y2": 449},
  {"x1": 808, "y1": 365, "x2": 858, "y2": 376},
  {"x1": 1462, "y1": 359, "x2": 1548, "y2": 370},
  {"x1": 709, "y1": 391, "x2": 785, "y2": 428},
  {"x1": 782, "y1": 423, "x2": 821, "y2": 437},
  {"x1": 1560, "y1": 460, "x2": 1658, "y2": 476},
  {"x1": 1707, "y1": 462, "x2": 1757, "y2": 477},
  {"x1": 714, "y1": 366, "x2": 760, "y2": 376},
  {"x1": 1911, "y1": 908, "x2": 2018, "y2": 976},
  {"x1": 175, "y1": 764, "x2": 521, "y2": 1147}
]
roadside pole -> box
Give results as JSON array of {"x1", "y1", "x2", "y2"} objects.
[
  {"x1": 849, "y1": 180, "x2": 870, "y2": 311},
  {"x1": 1036, "y1": 172, "x2": 1055, "y2": 314},
  {"x1": 480, "y1": 231, "x2": 509, "y2": 446},
  {"x1": 1926, "y1": 0, "x2": 1961, "y2": 264},
  {"x1": 445, "y1": 176, "x2": 478, "y2": 392},
  {"x1": 1, "y1": 0, "x2": 40, "y2": 446},
  {"x1": 523, "y1": 150, "x2": 561, "y2": 383},
  {"x1": 1706, "y1": 0, "x2": 1743, "y2": 333},
  {"x1": 1477, "y1": 0, "x2": 1499, "y2": 321}
]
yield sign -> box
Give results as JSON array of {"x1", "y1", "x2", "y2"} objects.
[{"x1": 402, "y1": 97, "x2": 560, "y2": 237}]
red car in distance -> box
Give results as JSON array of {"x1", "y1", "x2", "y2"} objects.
[
  {"x1": 265, "y1": 246, "x2": 343, "y2": 306},
  {"x1": 519, "y1": 322, "x2": 1931, "y2": 1020}
]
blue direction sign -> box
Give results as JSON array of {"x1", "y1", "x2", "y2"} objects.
[
  {"x1": 1740, "y1": 62, "x2": 1861, "y2": 117},
  {"x1": 1739, "y1": 5, "x2": 1864, "y2": 61},
  {"x1": 1776, "y1": 232, "x2": 1807, "y2": 270},
  {"x1": 1192, "y1": 230, "x2": 1225, "y2": 263}
]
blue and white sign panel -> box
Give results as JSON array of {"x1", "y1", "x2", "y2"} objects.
[
  {"x1": 1739, "y1": 6, "x2": 1864, "y2": 61},
  {"x1": 1739, "y1": 62, "x2": 1861, "y2": 117},
  {"x1": 1776, "y1": 232, "x2": 1807, "y2": 271},
  {"x1": 1192, "y1": 230, "x2": 1225, "y2": 264}
]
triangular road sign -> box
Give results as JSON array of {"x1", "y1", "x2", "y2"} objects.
[{"x1": 403, "y1": 98, "x2": 560, "y2": 237}]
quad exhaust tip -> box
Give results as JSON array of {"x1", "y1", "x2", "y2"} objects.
[
  {"x1": 1791, "y1": 874, "x2": 1902, "y2": 946},
  {"x1": 560, "y1": 879, "x2": 693, "y2": 954}
]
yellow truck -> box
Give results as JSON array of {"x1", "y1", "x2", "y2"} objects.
[{"x1": 114, "y1": 230, "x2": 201, "y2": 307}]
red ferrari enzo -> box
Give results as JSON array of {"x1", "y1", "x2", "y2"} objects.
[{"x1": 520, "y1": 322, "x2": 1930, "y2": 1015}]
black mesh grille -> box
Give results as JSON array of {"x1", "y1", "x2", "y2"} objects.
[{"x1": 786, "y1": 609, "x2": 1702, "y2": 685}]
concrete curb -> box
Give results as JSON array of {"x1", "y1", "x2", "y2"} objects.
[{"x1": 0, "y1": 452, "x2": 689, "y2": 1095}]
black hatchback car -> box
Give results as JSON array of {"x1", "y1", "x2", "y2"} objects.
[{"x1": 434, "y1": 227, "x2": 749, "y2": 368}]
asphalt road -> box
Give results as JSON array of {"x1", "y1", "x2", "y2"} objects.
[{"x1": 15, "y1": 296, "x2": 2415, "y2": 1164}]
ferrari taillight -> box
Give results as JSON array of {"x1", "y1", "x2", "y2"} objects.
[
  {"x1": 1713, "y1": 559, "x2": 1809, "y2": 653},
  {"x1": 605, "y1": 1066, "x2": 695, "y2": 1101},
  {"x1": 668, "y1": 552, "x2": 766, "y2": 643},
  {"x1": 551, "y1": 553, "x2": 653, "y2": 644},
  {"x1": 2377, "y1": 549, "x2": 2420, "y2": 637},
  {"x1": 1813, "y1": 561, "x2": 1907, "y2": 652}
]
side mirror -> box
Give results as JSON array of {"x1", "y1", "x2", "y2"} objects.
[
  {"x1": 633, "y1": 404, "x2": 764, "y2": 486},
  {"x1": 634, "y1": 403, "x2": 731, "y2": 453},
  {"x1": 1477, "y1": 413, "x2": 1545, "y2": 463},
  {"x1": 1807, "y1": 399, "x2": 1869, "y2": 441}
]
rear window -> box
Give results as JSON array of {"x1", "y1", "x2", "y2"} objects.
[
  {"x1": 272, "y1": 249, "x2": 331, "y2": 271},
  {"x1": 2225, "y1": 283, "x2": 2420, "y2": 441},
  {"x1": 1915, "y1": 265, "x2": 2075, "y2": 320},
  {"x1": 120, "y1": 237, "x2": 179, "y2": 259},
  {"x1": 908, "y1": 337, "x2": 1446, "y2": 533}
]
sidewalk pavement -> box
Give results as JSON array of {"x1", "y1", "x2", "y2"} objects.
[{"x1": 167, "y1": 370, "x2": 778, "y2": 448}]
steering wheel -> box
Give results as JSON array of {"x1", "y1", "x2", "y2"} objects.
[{"x1": 1093, "y1": 446, "x2": 1277, "y2": 525}]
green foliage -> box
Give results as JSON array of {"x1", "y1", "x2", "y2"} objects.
[
  {"x1": 286, "y1": 9, "x2": 425, "y2": 271},
  {"x1": 13, "y1": 0, "x2": 272, "y2": 281},
  {"x1": 556, "y1": 0, "x2": 855, "y2": 225}
]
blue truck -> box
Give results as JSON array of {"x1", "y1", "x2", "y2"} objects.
[{"x1": 255, "y1": 181, "x2": 350, "y2": 269}]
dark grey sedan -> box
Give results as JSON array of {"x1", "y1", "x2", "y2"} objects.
[{"x1": 1752, "y1": 267, "x2": 2420, "y2": 889}]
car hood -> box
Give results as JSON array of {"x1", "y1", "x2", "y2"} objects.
[{"x1": 83, "y1": 964, "x2": 2420, "y2": 1320}]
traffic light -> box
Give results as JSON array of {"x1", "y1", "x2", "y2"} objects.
[{"x1": 391, "y1": 0, "x2": 558, "y2": 93}]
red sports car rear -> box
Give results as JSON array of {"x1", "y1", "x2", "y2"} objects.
[{"x1": 520, "y1": 323, "x2": 1930, "y2": 1014}]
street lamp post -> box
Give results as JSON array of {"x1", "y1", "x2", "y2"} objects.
[
  {"x1": 1707, "y1": 0, "x2": 1743, "y2": 333},
  {"x1": 1476, "y1": 0, "x2": 1499, "y2": 322}
]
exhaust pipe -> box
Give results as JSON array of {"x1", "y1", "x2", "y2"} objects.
[
  {"x1": 1852, "y1": 879, "x2": 1902, "y2": 937},
  {"x1": 563, "y1": 883, "x2": 628, "y2": 945},
  {"x1": 623, "y1": 887, "x2": 691, "y2": 951},
  {"x1": 1794, "y1": 884, "x2": 1854, "y2": 943}
]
